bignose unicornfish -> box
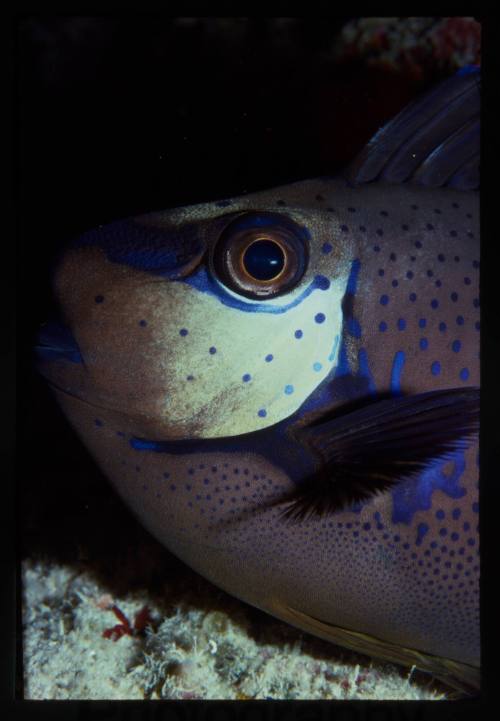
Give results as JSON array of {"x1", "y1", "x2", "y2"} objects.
[{"x1": 36, "y1": 68, "x2": 480, "y2": 694}]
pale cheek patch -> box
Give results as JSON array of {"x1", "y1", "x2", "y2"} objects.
[{"x1": 153, "y1": 281, "x2": 344, "y2": 437}]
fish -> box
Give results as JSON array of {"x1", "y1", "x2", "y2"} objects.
[{"x1": 36, "y1": 67, "x2": 480, "y2": 695}]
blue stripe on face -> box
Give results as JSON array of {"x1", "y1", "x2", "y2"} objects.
[
  {"x1": 390, "y1": 351, "x2": 405, "y2": 396},
  {"x1": 182, "y1": 268, "x2": 332, "y2": 314}
]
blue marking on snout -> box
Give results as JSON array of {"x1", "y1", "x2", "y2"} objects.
[{"x1": 73, "y1": 219, "x2": 204, "y2": 278}]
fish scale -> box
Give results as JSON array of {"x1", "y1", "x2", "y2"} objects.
[{"x1": 36, "y1": 68, "x2": 480, "y2": 694}]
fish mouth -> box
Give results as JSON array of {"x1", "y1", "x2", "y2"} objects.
[{"x1": 34, "y1": 319, "x2": 83, "y2": 364}]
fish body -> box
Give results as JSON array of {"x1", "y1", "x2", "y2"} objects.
[{"x1": 36, "y1": 70, "x2": 480, "y2": 693}]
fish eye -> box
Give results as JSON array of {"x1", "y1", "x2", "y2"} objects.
[{"x1": 211, "y1": 212, "x2": 308, "y2": 299}]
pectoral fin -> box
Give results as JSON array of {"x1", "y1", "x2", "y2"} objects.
[{"x1": 277, "y1": 387, "x2": 479, "y2": 521}]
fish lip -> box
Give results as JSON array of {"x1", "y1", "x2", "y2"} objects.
[{"x1": 34, "y1": 319, "x2": 83, "y2": 364}]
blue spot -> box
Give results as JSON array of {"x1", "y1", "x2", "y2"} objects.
[
  {"x1": 406, "y1": 271, "x2": 414, "y2": 279},
  {"x1": 416, "y1": 523, "x2": 429, "y2": 546},
  {"x1": 452, "y1": 508, "x2": 461, "y2": 520},
  {"x1": 431, "y1": 299, "x2": 439, "y2": 309},
  {"x1": 209, "y1": 346, "x2": 217, "y2": 354},
  {"x1": 284, "y1": 385, "x2": 294, "y2": 395},
  {"x1": 452, "y1": 340, "x2": 461, "y2": 353},
  {"x1": 451, "y1": 532, "x2": 459, "y2": 541},
  {"x1": 397, "y1": 318, "x2": 406, "y2": 331},
  {"x1": 179, "y1": 328, "x2": 188, "y2": 336},
  {"x1": 472, "y1": 502, "x2": 479, "y2": 513},
  {"x1": 242, "y1": 373, "x2": 251, "y2": 382},
  {"x1": 294, "y1": 329, "x2": 303, "y2": 339},
  {"x1": 186, "y1": 375, "x2": 194, "y2": 381},
  {"x1": 457, "y1": 315, "x2": 464, "y2": 325},
  {"x1": 94, "y1": 419, "x2": 103, "y2": 427},
  {"x1": 451, "y1": 292, "x2": 458, "y2": 302},
  {"x1": 313, "y1": 362, "x2": 322, "y2": 372},
  {"x1": 315, "y1": 313, "x2": 326, "y2": 324},
  {"x1": 460, "y1": 367, "x2": 470, "y2": 381},
  {"x1": 409, "y1": 293, "x2": 417, "y2": 302},
  {"x1": 439, "y1": 322, "x2": 447, "y2": 332},
  {"x1": 265, "y1": 354, "x2": 273, "y2": 362},
  {"x1": 379, "y1": 321, "x2": 387, "y2": 332},
  {"x1": 419, "y1": 318, "x2": 426, "y2": 328},
  {"x1": 436, "y1": 509, "x2": 445, "y2": 520},
  {"x1": 139, "y1": 319, "x2": 147, "y2": 327},
  {"x1": 258, "y1": 409, "x2": 267, "y2": 418},
  {"x1": 420, "y1": 337, "x2": 428, "y2": 350},
  {"x1": 380, "y1": 295, "x2": 389, "y2": 306},
  {"x1": 373, "y1": 245, "x2": 380, "y2": 252},
  {"x1": 322, "y1": 242, "x2": 333, "y2": 254},
  {"x1": 392, "y1": 279, "x2": 398, "y2": 287},
  {"x1": 431, "y1": 361, "x2": 441, "y2": 376},
  {"x1": 390, "y1": 351, "x2": 405, "y2": 396},
  {"x1": 315, "y1": 274, "x2": 331, "y2": 290}
]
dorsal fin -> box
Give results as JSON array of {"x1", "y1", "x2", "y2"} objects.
[{"x1": 347, "y1": 67, "x2": 480, "y2": 191}]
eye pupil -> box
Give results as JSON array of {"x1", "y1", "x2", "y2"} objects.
[{"x1": 243, "y1": 239, "x2": 285, "y2": 281}]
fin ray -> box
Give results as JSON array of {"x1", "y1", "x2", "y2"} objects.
[
  {"x1": 276, "y1": 388, "x2": 479, "y2": 520},
  {"x1": 271, "y1": 601, "x2": 480, "y2": 696},
  {"x1": 347, "y1": 68, "x2": 480, "y2": 190}
]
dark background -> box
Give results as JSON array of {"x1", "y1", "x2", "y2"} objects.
[{"x1": 14, "y1": 16, "x2": 484, "y2": 702}]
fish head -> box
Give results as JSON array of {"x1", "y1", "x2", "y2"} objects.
[
  {"x1": 35, "y1": 67, "x2": 481, "y2": 693},
  {"x1": 37, "y1": 182, "x2": 358, "y2": 440}
]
